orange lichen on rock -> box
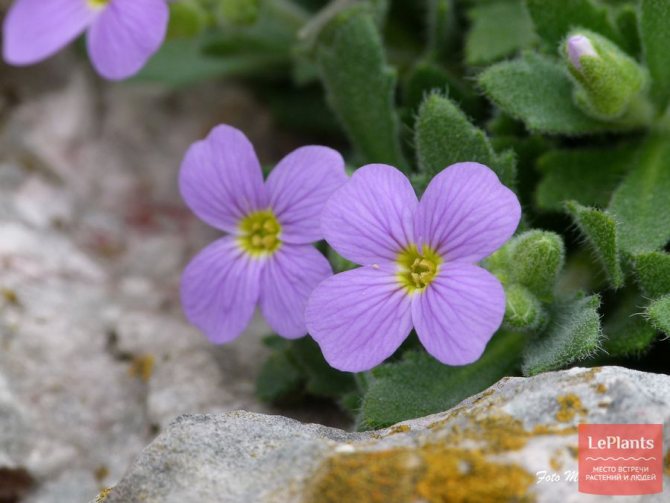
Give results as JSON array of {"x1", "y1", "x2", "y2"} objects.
[
  {"x1": 555, "y1": 394, "x2": 587, "y2": 423},
  {"x1": 95, "y1": 488, "x2": 112, "y2": 502},
  {"x1": 594, "y1": 383, "x2": 607, "y2": 394},
  {"x1": 305, "y1": 444, "x2": 534, "y2": 503},
  {"x1": 128, "y1": 354, "x2": 155, "y2": 382}
]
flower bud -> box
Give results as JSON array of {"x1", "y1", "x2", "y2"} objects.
[
  {"x1": 504, "y1": 284, "x2": 547, "y2": 332},
  {"x1": 167, "y1": 1, "x2": 209, "y2": 39},
  {"x1": 218, "y1": 0, "x2": 261, "y2": 26},
  {"x1": 563, "y1": 30, "x2": 647, "y2": 120}
]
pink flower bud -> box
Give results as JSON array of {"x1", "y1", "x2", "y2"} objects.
[{"x1": 567, "y1": 35, "x2": 597, "y2": 70}]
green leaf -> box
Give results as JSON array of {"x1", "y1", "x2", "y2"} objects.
[
  {"x1": 256, "y1": 350, "x2": 303, "y2": 402},
  {"x1": 604, "y1": 291, "x2": 657, "y2": 357},
  {"x1": 478, "y1": 52, "x2": 618, "y2": 135},
  {"x1": 358, "y1": 331, "x2": 525, "y2": 430},
  {"x1": 536, "y1": 144, "x2": 635, "y2": 211},
  {"x1": 426, "y1": 0, "x2": 457, "y2": 59},
  {"x1": 646, "y1": 294, "x2": 670, "y2": 335},
  {"x1": 525, "y1": 0, "x2": 625, "y2": 51},
  {"x1": 632, "y1": 252, "x2": 670, "y2": 298},
  {"x1": 566, "y1": 201, "x2": 624, "y2": 289},
  {"x1": 316, "y1": 6, "x2": 408, "y2": 170},
  {"x1": 640, "y1": 0, "x2": 670, "y2": 111},
  {"x1": 507, "y1": 230, "x2": 566, "y2": 301},
  {"x1": 167, "y1": 1, "x2": 208, "y2": 39},
  {"x1": 414, "y1": 92, "x2": 516, "y2": 187},
  {"x1": 465, "y1": 0, "x2": 536, "y2": 66},
  {"x1": 608, "y1": 136, "x2": 670, "y2": 254},
  {"x1": 290, "y1": 338, "x2": 356, "y2": 399},
  {"x1": 522, "y1": 294, "x2": 603, "y2": 376}
]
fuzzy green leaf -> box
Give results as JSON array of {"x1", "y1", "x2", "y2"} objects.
[
  {"x1": 465, "y1": 0, "x2": 536, "y2": 66},
  {"x1": 256, "y1": 350, "x2": 303, "y2": 402},
  {"x1": 640, "y1": 0, "x2": 670, "y2": 111},
  {"x1": 608, "y1": 137, "x2": 670, "y2": 254},
  {"x1": 290, "y1": 338, "x2": 356, "y2": 399},
  {"x1": 426, "y1": 0, "x2": 457, "y2": 59},
  {"x1": 522, "y1": 294, "x2": 603, "y2": 376},
  {"x1": 358, "y1": 331, "x2": 525, "y2": 429},
  {"x1": 525, "y1": 0, "x2": 625, "y2": 51},
  {"x1": 316, "y1": 6, "x2": 408, "y2": 170},
  {"x1": 478, "y1": 52, "x2": 617, "y2": 135},
  {"x1": 632, "y1": 252, "x2": 670, "y2": 298},
  {"x1": 604, "y1": 291, "x2": 657, "y2": 357},
  {"x1": 415, "y1": 93, "x2": 516, "y2": 187},
  {"x1": 566, "y1": 202, "x2": 624, "y2": 289},
  {"x1": 646, "y1": 294, "x2": 670, "y2": 335},
  {"x1": 536, "y1": 145, "x2": 635, "y2": 211}
]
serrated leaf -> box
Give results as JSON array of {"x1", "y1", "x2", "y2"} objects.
[
  {"x1": 566, "y1": 202, "x2": 624, "y2": 289},
  {"x1": 415, "y1": 93, "x2": 516, "y2": 187},
  {"x1": 608, "y1": 137, "x2": 670, "y2": 254},
  {"x1": 522, "y1": 294, "x2": 603, "y2": 376},
  {"x1": 646, "y1": 294, "x2": 670, "y2": 335},
  {"x1": 478, "y1": 52, "x2": 618, "y2": 135},
  {"x1": 536, "y1": 145, "x2": 635, "y2": 211},
  {"x1": 358, "y1": 331, "x2": 525, "y2": 430},
  {"x1": 640, "y1": 0, "x2": 670, "y2": 111},
  {"x1": 465, "y1": 0, "x2": 536, "y2": 65},
  {"x1": 316, "y1": 6, "x2": 408, "y2": 170},
  {"x1": 603, "y1": 290, "x2": 657, "y2": 357},
  {"x1": 525, "y1": 0, "x2": 626, "y2": 52},
  {"x1": 632, "y1": 252, "x2": 670, "y2": 298}
]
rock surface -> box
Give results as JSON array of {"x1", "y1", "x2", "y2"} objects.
[
  {"x1": 101, "y1": 367, "x2": 670, "y2": 503},
  {"x1": 0, "y1": 52, "x2": 325, "y2": 502}
]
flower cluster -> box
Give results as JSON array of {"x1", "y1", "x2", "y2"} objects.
[
  {"x1": 180, "y1": 125, "x2": 521, "y2": 371},
  {"x1": 2, "y1": 0, "x2": 169, "y2": 80}
]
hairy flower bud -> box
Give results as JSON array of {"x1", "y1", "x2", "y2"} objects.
[{"x1": 563, "y1": 30, "x2": 647, "y2": 120}]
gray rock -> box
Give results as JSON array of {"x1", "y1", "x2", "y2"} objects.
[{"x1": 102, "y1": 367, "x2": 670, "y2": 503}]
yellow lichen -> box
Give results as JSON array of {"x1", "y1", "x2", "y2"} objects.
[
  {"x1": 386, "y1": 424, "x2": 411, "y2": 435},
  {"x1": 555, "y1": 394, "x2": 587, "y2": 423},
  {"x1": 128, "y1": 354, "x2": 155, "y2": 382},
  {"x1": 1, "y1": 288, "x2": 20, "y2": 306},
  {"x1": 549, "y1": 451, "x2": 563, "y2": 472},
  {"x1": 94, "y1": 465, "x2": 109, "y2": 482},
  {"x1": 594, "y1": 383, "x2": 607, "y2": 394},
  {"x1": 305, "y1": 445, "x2": 535, "y2": 503},
  {"x1": 95, "y1": 488, "x2": 112, "y2": 502}
]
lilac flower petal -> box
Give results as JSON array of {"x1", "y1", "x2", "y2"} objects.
[
  {"x1": 306, "y1": 265, "x2": 413, "y2": 372},
  {"x1": 2, "y1": 0, "x2": 95, "y2": 65},
  {"x1": 414, "y1": 162, "x2": 521, "y2": 263},
  {"x1": 266, "y1": 146, "x2": 347, "y2": 244},
  {"x1": 567, "y1": 34, "x2": 597, "y2": 70},
  {"x1": 87, "y1": 0, "x2": 168, "y2": 80},
  {"x1": 179, "y1": 125, "x2": 267, "y2": 234},
  {"x1": 321, "y1": 164, "x2": 417, "y2": 266},
  {"x1": 412, "y1": 263, "x2": 505, "y2": 365},
  {"x1": 259, "y1": 244, "x2": 332, "y2": 339},
  {"x1": 181, "y1": 236, "x2": 262, "y2": 344}
]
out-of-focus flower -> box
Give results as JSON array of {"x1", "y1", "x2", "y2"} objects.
[
  {"x1": 306, "y1": 163, "x2": 521, "y2": 372},
  {"x1": 2, "y1": 0, "x2": 169, "y2": 80},
  {"x1": 180, "y1": 125, "x2": 347, "y2": 343}
]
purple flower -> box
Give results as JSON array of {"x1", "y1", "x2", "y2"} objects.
[
  {"x1": 2, "y1": 0, "x2": 169, "y2": 80},
  {"x1": 305, "y1": 163, "x2": 521, "y2": 372},
  {"x1": 179, "y1": 125, "x2": 347, "y2": 343},
  {"x1": 566, "y1": 34, "x2": 597, "y2": 71}
]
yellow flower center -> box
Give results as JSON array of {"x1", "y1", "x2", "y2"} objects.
[
  {"x1": 238, "y1": 210, "x2": 282, "y2": 257},
  {"x1": 88, "y1": 0, "x2": 109, "y2": 9},
  {"x1": 397, "y1": 244, "x2": 441, "y2": 293}
]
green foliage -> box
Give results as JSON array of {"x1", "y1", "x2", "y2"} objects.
[
  {"x1": 566, "y1": 202, "x2": 624, "y2": 289},
  {"x1": 256, "y1": 337, "x2": 356, "y2": 403},
  {"x1": 426, "y1": 0, "x2": 457, "y2": 59},
  {"x1": 536, "y1": 144, "x2": 635, "y2": 211},
  {"x1": 604, "y1": 291, "x2": 657, "y2": 357},
  {"x1": 522, "y1": 294, "x2": 603, "y2": 375},
  {"x1": 640, "y1": 0, "x2": 670, "y2": 112},
  {"x1": 478, "y1": 53, "x2": 621, "y2": 135},
  {"x1": 167, "y1": 1, "x2": 209, "y2": 39},
  {"x1": 414, "y1": 93, "x2": 516, "y2": 187},
  {"x1": 564, "y1": 30, "x2": 647, "y2": 120},
  {"x1": 465, "y1": 0, "x2": 536, "y2": 66},
  {"x1": 504, "y1": 284, "x2": 547, "y2": 332},
  {"x1": 357, "y1": 331, "x2": 525, "y2": 430},
  {"x1": 632, "y1": 252, "x2": 670, "y2": 298},
  {"x1": 646, "y1": 295, "x2": 670, "y2": 335},
  {"x1": 608, "y1": 137, "x2": 670, "y2": 254},
  {"x1": 315, "y1": 6, "x2": 408, "y2": 170},
  {"x1": 525, "y1": 0, "x2": 626, "y2": 51},
  {"x1": 217, "y1": 0, "x2": 262, "y2": 26}
]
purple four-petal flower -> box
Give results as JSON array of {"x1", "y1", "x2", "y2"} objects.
[
  {"x1": 306, "y1": 163, "x2": 521, "y2": 372},
  {"x1": 2, "y1": 0, "x2": 169, "y2": 80},
  {"x1": 179, "y1": 125, "x2": 347, "y2": 343}
]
